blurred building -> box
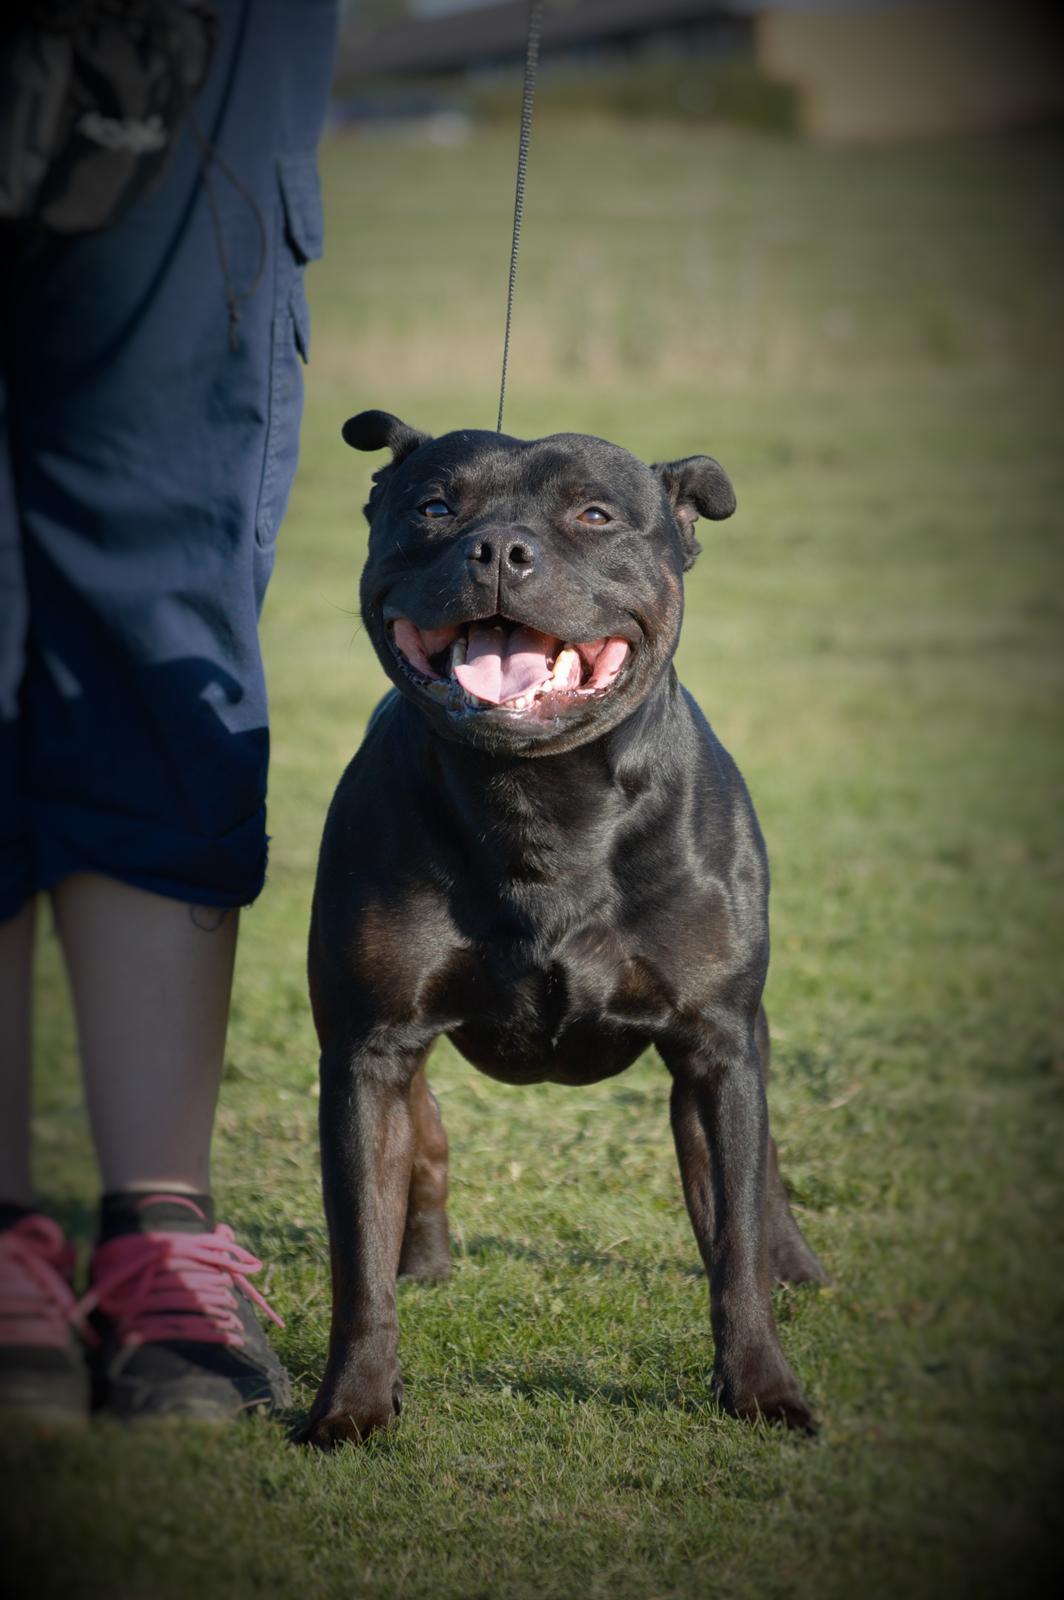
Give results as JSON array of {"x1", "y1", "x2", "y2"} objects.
[
  {"x1": 337, "y1": 1, "x2": 752, "y2": 81},
  {"x1": 759, "y1": 1, "x2": 1064, "y2": 142},
  {"x1": 336, "y1": 0, "x2": 1064, "y2": 143}
]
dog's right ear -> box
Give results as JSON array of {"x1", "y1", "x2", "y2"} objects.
[
  {"x1": 652, "y1": 454, "x2": 736, "y2": 571},
  {"x1": 341, "y1": 410, "x2": 431, "y2": 466}
]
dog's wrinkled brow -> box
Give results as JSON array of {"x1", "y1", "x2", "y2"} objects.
[
  {"x1": 391, "y1": 436, "x2": 657, "y2": 526},
  {"x1": 401, "y1": 457, "x2": 516, "y2": 511}
]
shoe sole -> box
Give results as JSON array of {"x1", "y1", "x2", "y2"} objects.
[
  {"x1": 102, "y1": 1379, "x2": 286, "y2": 1424},
  {"x1": 110, "y1": 1401, "x2": 263, "y2": 1423},
  {"x1": 0, "y1": 1395, "x2": 90, "y2": 1428}
]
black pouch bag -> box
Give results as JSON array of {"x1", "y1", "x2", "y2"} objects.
[{"x1": 0, "y1": 0, "x2": 216, "y2": 234}]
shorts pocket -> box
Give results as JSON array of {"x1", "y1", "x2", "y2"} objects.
[{"x1": 255, "y1": 153, "x2": 324, "y2": 549}]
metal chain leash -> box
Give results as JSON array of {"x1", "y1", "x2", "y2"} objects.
[{"x1": 497, "y1": 0, "x2": 544, "y2": 433}]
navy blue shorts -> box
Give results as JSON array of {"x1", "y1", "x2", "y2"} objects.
[{"x1": 0, "y1": 0, "x2": 338, "y2": 921}]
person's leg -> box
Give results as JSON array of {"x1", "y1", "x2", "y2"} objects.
[
  {"x1": 0, "y1": 901, "x2": 36, "y2": 1209},
  {"x1": 52, "y1": 875, "x2": 236, "y2": 1196},
  {"x1": 0, "y1": 0, "x2": 338, "y2": 1420},
  {"x1": 0, "y1": 350, "x2": 36, "y2": 1213},
  {"x1": 0, "y1": 271, "x2": 91, "y2": 1422},
  {"x1": 15, "y1": 0, "x2": 338, "y2": 922}
]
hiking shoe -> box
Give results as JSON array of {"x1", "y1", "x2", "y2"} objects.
[
  {"x1": 0, "y1": 1211, "x2": 92, "y2": 1423},
  {"x1": 83, "y1": 1193, "x2": 291, "y2": 1422}
]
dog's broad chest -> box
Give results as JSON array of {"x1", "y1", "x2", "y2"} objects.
[
  {"x1": 434, "y1": 904, "x2": 679, "y2": 1084},
  {"x1": 344, "y1": 836, "x2": 758, "y2": 1086}
]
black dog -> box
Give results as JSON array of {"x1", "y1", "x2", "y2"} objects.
[{"x1": 298, "y1": 410, "x2": 827, "y2": 1449}]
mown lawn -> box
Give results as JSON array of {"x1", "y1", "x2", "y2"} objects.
[{"x1": 4, "y1": 121, "x2": 1062, "y2": 1600}]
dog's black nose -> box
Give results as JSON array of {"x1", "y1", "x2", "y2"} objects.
[
  {"x1": 466, "y1": 532, "x2": 540, "y2": 580},
  {"x1": 504, "y1": 538, "x2": 536, "y2": 576}
]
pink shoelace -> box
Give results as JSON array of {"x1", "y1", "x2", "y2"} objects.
[
  {"x1": 82, "y1": 1224, "x2": 284, "y2": 1349},
  {"x1": 0, "y1": 1214, "x2": 88, "y2": 1349}
]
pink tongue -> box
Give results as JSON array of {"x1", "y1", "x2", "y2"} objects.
[{"x1": 454, "y1": 624, "x2": 555, "y2": 705}]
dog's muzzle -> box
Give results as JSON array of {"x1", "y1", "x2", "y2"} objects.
[{"x1": 388, "y1": 615, "x2": 632, "y2": 713}]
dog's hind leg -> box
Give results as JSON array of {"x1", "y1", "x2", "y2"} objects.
[
  {"x1": 397, "y1": 1066, "x2": 451, "y2": 1282},
  {"x1": 755, "y1": 1007, "x2": 830, "y2": 1287}
]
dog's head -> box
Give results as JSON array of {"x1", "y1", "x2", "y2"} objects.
[{"x1": 347, "y1": 410, "x2": 735, "y2": 755}]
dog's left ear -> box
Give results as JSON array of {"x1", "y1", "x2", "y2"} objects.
[
  {"x1": 652, "y1": 455, "x2": 736, "y2": 570},
  {"x1": 342, "y1": 409, "x2": 431, "y2": 466},
  {"x1": 343, "y1": 409, "x2": 433, "y2": 524}
]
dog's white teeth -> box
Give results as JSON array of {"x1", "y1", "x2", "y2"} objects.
[
  {"x1": 552, "y1": 647, "x2": 580, "y2": 686},
  {"x1": 513, "y1": 695, "x2": 529, "y2": 710},
  {"x1": 449, "y1": 636, "x2": 467, "y2": 672}
]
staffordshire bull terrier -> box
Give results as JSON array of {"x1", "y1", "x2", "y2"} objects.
[{"x1": 298, "y1": 410, "x2": 828, "y2": 1449}]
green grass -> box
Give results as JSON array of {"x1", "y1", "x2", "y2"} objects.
[{"x1": 5, "y1": 121, "x2": 1063, "y2": 1600}]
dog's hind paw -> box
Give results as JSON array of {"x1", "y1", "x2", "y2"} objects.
[
  {"x1": 770, "y1": 1230, "x2": 831, "y2": 1288},
  {"x1": 397, "y1": 1207, "x2": 451, "y2": 1282}
]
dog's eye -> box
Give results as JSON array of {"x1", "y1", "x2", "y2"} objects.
[
  {"x1": 578, "y1": 506, "x2": 611, "y2": 525},
  {"x1": 419, "y1": 499, "x2": 453, "y2": 519}
]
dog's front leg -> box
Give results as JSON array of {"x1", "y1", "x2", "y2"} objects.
[
  {"x1": 667, "y1": 1040, "x2": 815, "y2": 1432},
  {"x1": 297, "y1": 1038, "x2": 427, "y2": 1449}
]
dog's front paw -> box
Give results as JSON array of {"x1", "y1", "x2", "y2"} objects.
[
  {"x1": 294, "y1": 1376, "x2": 404, "y2": 1451},
  {"x1": 714, "y1": 1347, "x2": 817, "y2": 1434}
]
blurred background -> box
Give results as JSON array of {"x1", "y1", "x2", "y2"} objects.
[
  {"x1": 13, "y1": 3, "x2": 1064, "y2": 1597},
  {"x1": 311, "y1": 0, "x2": 1063, "y2": 395}
]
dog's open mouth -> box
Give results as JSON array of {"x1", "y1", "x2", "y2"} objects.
[{"x1": 388, "y1": 616, "x2": 632, "y2": 711}]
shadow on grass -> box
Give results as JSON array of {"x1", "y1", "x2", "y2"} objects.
[
  {"x1": 230, "y1": 1216, "x2": 326, "y2": 1263},
  {"x1": 461, "y1": 1231, "x2": 706, "y2": 1281},
  {"x1": 278, "y1": 1363, "x2": 720, "y2": 1442},
  {"x1": 465, "y1": 1358, "x2": 718, "y2": 1415}
]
